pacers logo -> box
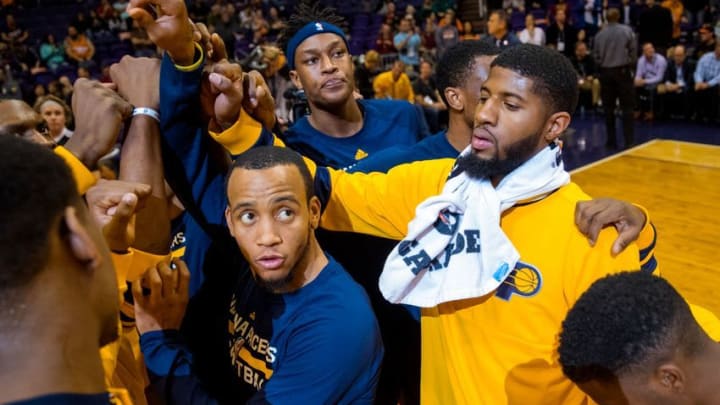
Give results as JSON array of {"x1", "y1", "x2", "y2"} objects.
[{"x1": 495, "y1": 261, "x2": 542, "y2": 301}]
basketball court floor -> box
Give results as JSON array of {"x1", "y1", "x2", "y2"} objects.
[{"x1": 570, "y1": 138, "x2": 720, "y2": 314}]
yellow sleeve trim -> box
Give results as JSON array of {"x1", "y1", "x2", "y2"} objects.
[
  {"x1": 54, "y1": 145, "x2": 96, "y2": 194},
  {"x1": 633, "y1": 204, "x2": 655, "y2": 253},
  {"x1": 209, "y1": 108, "x2": 263, "y2": 155},
  {"x1": 690, "y1": 302, "x2": 720, "y2": 341},
  {"x1": 173, "y1": 42, "x2": 204, "y2": 72},
  {"x1": 126, "y1": 248, "x2": 173, "y2": 282},
  {"x1": 111, "y1": 251, "x2": 133, "y2": 296}
]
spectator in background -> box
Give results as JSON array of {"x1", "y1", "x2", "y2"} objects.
[
  {"x1": 212, "y1": 9, "x2": 241, "y2": 56},
  {"x1": 620, "y1": 0, "x2": 641, "y2": 27},
  {"x1": 594, "y1": 8, "x2": 637, "y2": 149},
  {"x1": 422, "y1": 14, "x2": 438, "y2": 55},
  {"x1": 34, "y1": 95, "x2": 74, "y2": 145},
  {"x1": 374, "y1": 60, "x2": 415, "y2": 102},
  {"x1": 413, "y1": 59, "x2": 447, "y2": 132},
  {"x1": 634, "y1": 42, "x2": 667, "y2": 120},
  {"x1": 546, "y1": 8, "x2": 578, "y2": 58},
  {"x1": 39, "y1": 34, "x2": 68, "y2": 72},
  {"x1": 267, "y1": 6, "x2": 286, "y2": 38},
  {"x1": 96, "y1": 0, "x2": 115, "y2": 20},
  {"x1": 637, "y1": 0, "x2": 673, "y2": 54},
  {"x1": 481, "y1": 9, "x2": 520, "y2": 49},
  {"x1": 685, "y1": 0, "x2": 708, "y2": 29},
  {"x1": 693, "y1": 24, "x2": 717, "y2": 60},
  {"x1": 461, "y1": 21, "x2": 480, "y2": 40},
  {"x1": 64, "y1": 24, "x2": 95, "y2": 69},
  {"x1": 661, "y1": 45, "x2": 694, "y2": 119},
  {"x1": 71, "y1": 12, "x2": 90, "y2": 34},
  {"x1": 1, "y1": 14, "x2": 28, "y2": 49},
  {"x1": 32, "y1": 83, "x2": 46, "y2": 104},
  {"x1": 438, "y1": 8, "x2": 463, "y2": 32},
  {"x1": 693, "y1": 42, "x2": 720, "y2": 122},
  {"x1": 395, "y1": 17, "x2": 422, "y2": 70},
  {"x1": 661, "y1": 0, "x2": 684, "y2": 43},
  {"x1": 77, "y1": 66, "x2": 91, "y2": 80},
  {"x1": 581, "y1": 0, "x2": 601, "y2": 37},
  {"x1": 572, "y1": 41, "x2": 600, "y2": 111},
  {"x1": 518, "y1": 13, "x2": 546, "y2": 45},
  {"x1": 435, "y1": 11, "x2": 459, "y2": 58},
  {"x1": 107, "y1": 9, "x2": 129, "y2": 35},
  {"x1": 375, "y1": 23, "x2": 396, "y2": 54},
  {"x1": 386, "y1": 2, "x2": 401, "y2": 28},
  {"x1": 356, "y1": 49, "x2": 381, "y2": 99}
]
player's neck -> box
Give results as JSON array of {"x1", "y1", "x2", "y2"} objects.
[
  {"x1": 446, "y1": 114, "x2": 472, "y2": 152},
  {"x1": 275, "y1": 237, "x2": 328, "y2": 294},
  {"x1": 0, "y1": 300, "x2": 106, "y2": 402},
  {"x1": 307, "y1": 98, "x2": 363, "y2": 138}
]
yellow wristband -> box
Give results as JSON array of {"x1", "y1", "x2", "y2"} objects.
[{"x1": 174, "y1": 42, "x2": 204, "y2": 72}]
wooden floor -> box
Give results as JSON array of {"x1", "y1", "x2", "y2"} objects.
[{"x1": 571, "y1": 140, "x2": 720, "y2": 315}]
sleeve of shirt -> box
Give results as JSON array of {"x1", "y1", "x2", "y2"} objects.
[
  {"x1": 393, "y1": 33, "x2": 404, "y2": 49},
  {"x1": 248, "y1": 307, "x2": 382, "y2": 404},
  {"x1": 707, "y1": 64, "x2": 720, "y2": 87},
  {"x1": 318, "y1": 159, "x2": 454, "y2": 240},
  {"x1": 54, "y1": 145, "x2": 96, "y2": 194},
  {"x1": 159, "y1": 46, "x2": 227, "y2": 229},
  {"x1": 140, "y1": 330, "x2": 219, "y2": 405},
  {"x1": 632, "y1": 204, "x2": 658, "y2": 274},
  {"x1": 635, "y1": 58, "x2": 644, "y2": 80},
  {"x1": 562, "y1": 223, "x2": 641, "y2": 306},
  {"x1": 690, "y1": 303, "x2": 720, "y2": 341}
]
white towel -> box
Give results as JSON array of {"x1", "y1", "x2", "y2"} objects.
[{"x1": 379, "y1": 143, "x2": 570, "y2": 307}]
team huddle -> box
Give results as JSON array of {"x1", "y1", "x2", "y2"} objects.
[{"x1": 1, "y1": 0, "x2": 719, "y2": 404}]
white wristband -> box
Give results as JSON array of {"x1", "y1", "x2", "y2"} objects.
[{"x1": 132, "y1": 107, "x2": 160, "y2": 122}]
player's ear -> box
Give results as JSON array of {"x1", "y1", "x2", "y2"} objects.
[{"x1": 308, "y1": 196, "x2": 321, "y2": 229}]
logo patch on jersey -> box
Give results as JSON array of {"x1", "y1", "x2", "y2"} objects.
[
  {"x1": 495, "y1": 261, "x2": 542, "y2": 301},
  {"x1": 354, "y1": 148, "x2": 369, "y2": 160}
]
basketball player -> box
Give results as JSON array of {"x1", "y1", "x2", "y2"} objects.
[{"x1": 559, "y1": 271, "x2": 720, "y2": 404}]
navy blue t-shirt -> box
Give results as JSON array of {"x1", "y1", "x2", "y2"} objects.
[
  {"x1": 347, "y1": 130, "x2": 460, "y2": 173},
  {"x1": 141, "y1": 256, "x2": 383, "y2": 404},
  {"x1": 282, "y1": 99, "x2": 426, "y2": 169}
]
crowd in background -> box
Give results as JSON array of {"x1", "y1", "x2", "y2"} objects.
[{"x1": 0, "y1": 0, "x2": 718, "y2": 129}]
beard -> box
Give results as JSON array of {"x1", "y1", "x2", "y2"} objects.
[{"x1": 458, "y1": 131, "x2": 543, "y2": 179}]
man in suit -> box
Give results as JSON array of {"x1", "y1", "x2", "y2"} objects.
[{"x1": 660, "y1": 45, "x2": 694, "y2": 119}]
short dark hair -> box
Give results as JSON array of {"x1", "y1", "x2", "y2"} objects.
[
  {"x1": 491, "y1": 44, "x2": 578, "y2": 114},
  {"x1": 435, "y1": 40, "x2": 500, "y2": 105},
  {"x1": 0, "y1": 136, "x2": 77, "y2": 290},
  {"x1": 559, "y1": 272, "x2": 706, "y2": 383},
  {"x1": 277, "y1": 0, "x2": 346, "y2": 56},
  {"x1": 607, "y1": 8, "x2": 620, "y2": 23},
  {"x1": 490, "y1": 9, "x2": 508, "y2": 24},
  {"x1": 226, "y1": 146, "x2": 314, "y2": 202}
]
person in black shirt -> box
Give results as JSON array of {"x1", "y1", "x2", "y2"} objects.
[
  {"x1": 355, "y1": 50, "x2": 381, "y2": 100},
  {"x1": 412, "y1": 60, "x2": 447, "y2": 132},
  {"x1": 571, "y1": 41, "x2": 599, "y2": 111},
  {"x1": 546, "y1": 9, "x2": 579, "y2": 58}
]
